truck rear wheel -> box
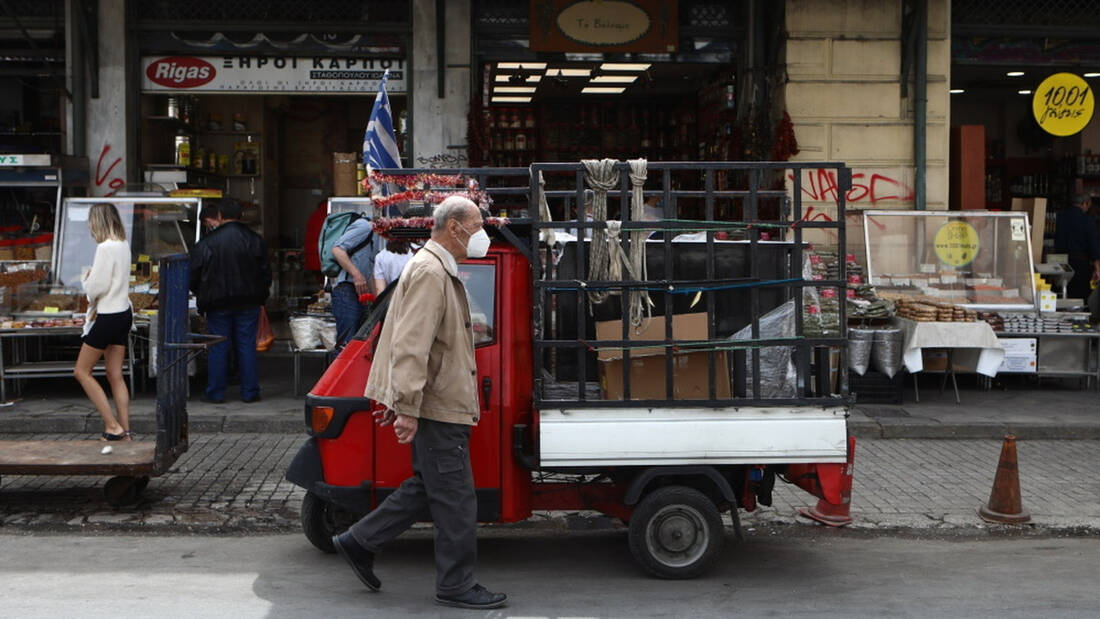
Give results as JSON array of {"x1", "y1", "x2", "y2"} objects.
[
  {"x1": 628, "y1": 485, "x2": 724, "y2": 579},
  {"x1": 301, "y1": 491, "x2": 353, "y2": 553}
]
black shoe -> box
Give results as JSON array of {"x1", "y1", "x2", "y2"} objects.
[
  {"x1": 435, "y1": 584, "x2": 508, "y2": 610},
  {"x1": 332, "y1": 531, "x2": 381, "y2": 591},
  {"x1": 199, "y1": 396, "x2": 225, "y2": 404},
  {"x1": 241, "y1": 395, "x2": 261, "y2": 403}
]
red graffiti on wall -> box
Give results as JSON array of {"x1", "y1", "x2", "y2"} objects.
[
  {"x1": 94, "y1": 144, "x2": 125, "y2": 197},
  {"x1": 789, "y1": 169, "x2": 915, "y2": 205}
]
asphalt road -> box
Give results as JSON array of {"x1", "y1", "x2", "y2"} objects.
[{"x1": 1, "y1": 529, "x2": 1096, "y2": 618}]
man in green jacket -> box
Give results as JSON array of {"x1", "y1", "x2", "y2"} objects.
[{"x1": 331, "y1": 196, "x2": 506, "y2": 610}]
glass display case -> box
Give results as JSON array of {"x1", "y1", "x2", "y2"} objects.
[
  {"x1": 863, "y1": 210, "x2": 1036, "y2": 311},
  {"x1": 55, "y1": 197, "x2": 202, "y2": 288}
]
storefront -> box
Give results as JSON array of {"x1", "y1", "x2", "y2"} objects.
[
  {"x1": 131, "y1": 2, "x2": 413, "y2": 310},
  {"x1": 469, "y1": 0, "x2": 757, "y2": 218}
]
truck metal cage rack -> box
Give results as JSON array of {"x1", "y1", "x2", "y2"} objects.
[{"x1": 528, "y1": 160, "x2": 851, "y2": 409}]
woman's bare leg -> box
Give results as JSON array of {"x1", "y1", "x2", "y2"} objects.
[
  {"x1": 104, "y1": 344, "x2": 130, "y2": 435},
  {"x1": 74, "y1": 343, "x2": 123, "y2": 437}
]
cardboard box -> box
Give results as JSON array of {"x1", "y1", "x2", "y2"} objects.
[
  {"x1": 332, "y1": 152, "x2": 358, "y2": 197},
  {"x1": 1010, "y1": 197, "x2": 1047, "y2": 264},
  {"x1": 596, "y1": 313, "x2": 730, "y2": 400}
]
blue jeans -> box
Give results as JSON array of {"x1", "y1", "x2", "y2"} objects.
[
  {"x1": 332, "y1": 282, "x2": 365, "y2": 350},
  {"x1": 206, "y1": 307, "x2": 260, "y2": 401}
]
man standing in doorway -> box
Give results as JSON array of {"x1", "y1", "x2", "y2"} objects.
[
  {"x1": 1054, "y1": 193, "x2": 1100, "y2": 300},
  {"x1": 331, "y1": 196, "x2": 506, "y2": 610},
  {"x1": 189, "y1": 198, "x2": 271, "y2": 403},
  {"x1": 331, "y1": 213, "x2": 377, "y2": 349}
]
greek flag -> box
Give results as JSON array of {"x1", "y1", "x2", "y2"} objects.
[{"x1": 363, "y1": 69, "x2": 402, "y2": 175}]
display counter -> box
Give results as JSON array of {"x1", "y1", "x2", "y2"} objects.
[{"x1": 864, "y1": 211, "x2": 1037, "y2": 311}]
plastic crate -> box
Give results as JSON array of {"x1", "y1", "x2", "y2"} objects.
[{"x1": 849, "y1": 369, "x2": 904, "y2": 404}]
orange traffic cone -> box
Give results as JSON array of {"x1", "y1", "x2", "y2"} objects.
[
  {"x1": 799, "y1": 436, "x2": 855, "y2": 527},
  {"x1": 978, "y1": 435, "x2": 1031, "y2": 524}
]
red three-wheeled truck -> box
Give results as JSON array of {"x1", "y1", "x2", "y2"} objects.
[{"x1": 286, "y1": 161, "x2": 855, "y2": 578}]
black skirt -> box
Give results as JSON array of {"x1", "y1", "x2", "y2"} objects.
[{"x1": 82, "y1": 308, "x2": 133, "y2": 350}]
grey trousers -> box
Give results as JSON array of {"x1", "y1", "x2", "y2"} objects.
[{"x1": 349, "y1": 418, "x2": 477, "y2": 596}]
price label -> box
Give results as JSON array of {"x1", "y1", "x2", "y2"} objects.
[
  {"x1": 941, "y1": 274, "x2": 958, "y2": 284},
  {"x1": 934, "y1": 221, "x2": 980, "y2": 267},
  {"x1": 138, "y1": 254, "x2": 151, "y2": 263},
  {"x1": 1032, "y1": 72, "x2": 1095, "y2": 137},
  {"x1": 1002, "y1": 288, "x2": 1020, "y2": 298},
  {"x1": 919, "y1": 263, "x2": 938, "y2": 273},
  {"x1": 43, "y1": 306, "x2": 60, "y2": 313}
]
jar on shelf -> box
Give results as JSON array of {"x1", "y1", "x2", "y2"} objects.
[
  {"x1": 524, "y1": 109, "x2": 535, "y2": 129},
  {"x1": 174, "y1": 131, "x2": 192, "y2": 167}
]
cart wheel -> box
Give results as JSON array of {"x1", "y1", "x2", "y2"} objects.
[
  {"x1": 103, "y1": 476, "x2": 141, "y2": 507},
  {"x1": 301, "y1": 491, "x2": 356, "y2": 553},
  {"x1": 628, "y1": 485, "x2": 724, "y2": 579}
]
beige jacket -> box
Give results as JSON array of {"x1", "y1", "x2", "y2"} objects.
[{"x1": 364, "y1": 240, "x2": 480, "y2": 425}]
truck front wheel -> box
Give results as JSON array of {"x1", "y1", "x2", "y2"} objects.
[
  {"x1": 301, "y1": 491, "x2": 354, "y2": 553},
  {"x1": 628, "y1": 485, "x2": 724, "y2": 579}
]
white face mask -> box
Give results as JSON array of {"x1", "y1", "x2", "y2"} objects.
[{"x1": 464, "y1": 227, "x2": 491, "y2": 259}]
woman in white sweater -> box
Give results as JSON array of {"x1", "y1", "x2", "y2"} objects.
[{"x1": 77, "y1": 203, "x2": 133, "y2": 441}]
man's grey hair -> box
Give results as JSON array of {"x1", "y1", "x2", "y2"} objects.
[
  {"x1": 1075, "y1": 193, "x2": 1092, "y2": 207},
  {"x1": 432, "y1": 196, "x2": 478, "y2": 233}
]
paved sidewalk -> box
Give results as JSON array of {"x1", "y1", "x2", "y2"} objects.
[
  {"x1": 0, "y1": 356, "x2": 1098, "y2": 439},
  {"x1": 1, "y1": 433, "x2": 1097, "y2": 534}
]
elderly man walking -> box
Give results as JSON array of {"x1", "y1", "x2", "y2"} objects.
[{"x1": 331, "y1": 196, "x2": 505, "y2": 610}]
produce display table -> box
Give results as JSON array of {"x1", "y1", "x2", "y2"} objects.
[
  {"x1": 893, "y1": 317, "x2": 1005, "y2": 403},
  {"x1": 0, "y1": 326, "x2": 140, "y2": 402}
]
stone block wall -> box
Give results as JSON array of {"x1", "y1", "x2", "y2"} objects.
[{"x1": 784, "y1": 0, "x2": 951, "y2": 216}]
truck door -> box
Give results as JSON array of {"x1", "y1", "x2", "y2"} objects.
[{"x1": 372, "y1": 257, "x2": 503, "y2": 521}]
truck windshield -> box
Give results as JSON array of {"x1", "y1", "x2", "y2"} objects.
[
  {"x1": 352, "y1": 262, "x2": 496, "y2": 346},
  {"x1": 458, "y1": 263, "x2": 496, "y2": 345}
]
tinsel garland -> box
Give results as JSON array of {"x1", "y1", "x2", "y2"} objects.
[
  {"x1": 372, "y1": 216, "x2": 510, "y2": 240},
  {"x1": 364, "y1": 171, "x2": 492, "y2": 210}
]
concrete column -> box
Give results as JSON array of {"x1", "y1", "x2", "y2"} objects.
[
  {"x1": 85, "y1": 0, "x2": 129, "y2": 196},
  {"x1": 411, "y1": 0, "x2": 471, "y2": 168}
]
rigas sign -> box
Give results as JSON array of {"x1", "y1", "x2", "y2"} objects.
[
  {"x1": 146, "y1": 57, "x2": 216, "y2": 89},
  {"x1": 141, "y1": 56, "x2": 407, "y2": 94}
]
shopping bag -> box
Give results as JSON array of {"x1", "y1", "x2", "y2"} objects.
[{"x1": 256, "y1": 306, "x2": 275, "y2": 352}]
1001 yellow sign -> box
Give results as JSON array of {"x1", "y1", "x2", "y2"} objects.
[
  {"x1": 1032, "y1": 72, "x2": 1095, "y2": 137},
  {"x1": 934, "y1": 221, "x2": 980, "y2": 267}
]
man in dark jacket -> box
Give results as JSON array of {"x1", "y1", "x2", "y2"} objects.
[
  {"x1": 1054, "y1": 193, "x2": 1100, "y2": 300},
  {"x1": 189, "y1": 198, "x2": 271, "y2": 403}
]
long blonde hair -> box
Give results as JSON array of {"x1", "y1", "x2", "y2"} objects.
[{"x1": 88, "y1": 203, "x2": 127, "y2": 243}]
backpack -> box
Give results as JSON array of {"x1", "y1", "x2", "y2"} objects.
[{"x1": 319, "y1": 212, "x2": 374, "y2": 277}]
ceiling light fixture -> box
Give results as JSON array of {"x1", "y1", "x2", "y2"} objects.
[
  {"x1": 495, "y1": 74, "x2": 513, "y2": 82},
  {"x1": 1006, "y1": 71, "x2": 1025, "y2": 77},
  {"x1": 949, "y1": 89, "x2": 965, "y2": 94},
  {"x1": 491, "y1": 96, "x2": 532, "y2": 103},
  {"x1": 497, "y1": 62, "x2": 546, "y2": 70},
  {"x1": 494, "y1": 86, "x2": 537, "y2": 93},
  {"x1": 1084, "y1": 72, "x2": 1100, "y2": 78},
  {"x1": 551, "y1": 68, "x2": 591, "y2": 77},
  {"x1": 526, "y1": 75, "x2": 543, "y2": 82},
  {"x1": 1018, "y1": 89, "x2": 1032, "y2": 95},
  {"x1": 600, "y1": 63, "x2": 651, "y2": 71},
  {"x1": 581, "y1": 86, "x2": 626, "y2": 94},
  {"x1": 590, "y1": 75, "x2": 638, "y2": 83}
]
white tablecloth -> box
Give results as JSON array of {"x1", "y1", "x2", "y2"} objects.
[{"x1": 893, "y1": 318, "x2": 1005, "y2": 377}]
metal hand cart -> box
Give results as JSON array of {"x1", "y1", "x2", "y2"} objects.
[{"x1": 0, "y1": 255, "x2": 220, "y2": 506}]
